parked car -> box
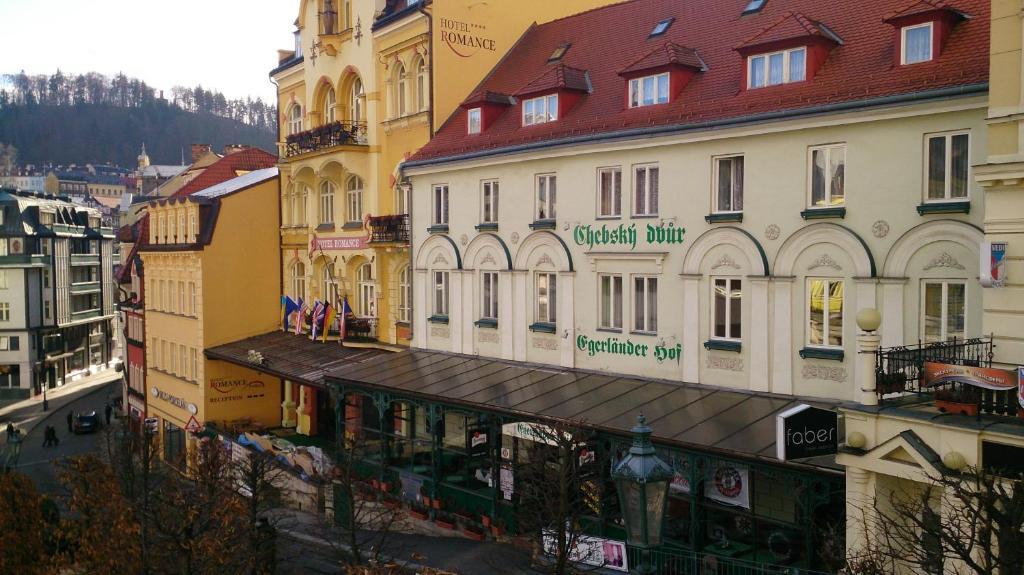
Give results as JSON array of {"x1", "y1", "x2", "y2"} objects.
[{"x1": 73, "y1": 411, "x2": 100, "y2": 434}]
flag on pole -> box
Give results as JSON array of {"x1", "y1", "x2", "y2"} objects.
[
  {"x1": 308, "y1": 234, "x2": 319, "y2": 260},
  {"x1": 340, "y1": 296, "x2": 353, "y2": 342},
  {"x1": 310, "y1": 300, "x2": 326, "y2": 340},
  {"x1": 281, "y1": 295, "x2": 298, "y2": 331},
  {"x1": 322, "y1": 303, "x2": 336, "y2": 343},
  {"x1": 294, "y1": 298, "x2": 308, "y2": 335}
]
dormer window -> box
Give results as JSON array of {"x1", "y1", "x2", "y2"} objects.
[
  {"x1": 649, "y1": 18, "x2": 674, "y2": 38},
  {"x1": 629, "y1": 73, "x2": 669, "y2": 108},
  {"x1": 467, "y1": 108, "x2": 482, "y2": 134},
  {"x1": 523, "y1": 94, "x2": 558, "y2": 126},
  {"x1": 901, "y1": 22, "x2": 933, "y2": 64},
  {"x1": 748, "y1": 47, "x2": 806, "y2": 89}
]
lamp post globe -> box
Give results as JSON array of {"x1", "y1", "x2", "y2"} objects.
[{"x1": 611, "y1": 414, "x2": 673, "y2": 575}]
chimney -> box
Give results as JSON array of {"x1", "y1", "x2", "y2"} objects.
[
  {"x1": 191, "y1": 144, "x2": 213, "y2": 163},
  {"x1": 223, "y1": 144, "x2": 250, "y2": 156}
]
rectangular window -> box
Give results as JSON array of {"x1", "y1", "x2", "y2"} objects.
[
  {"x1": 633, "y1": 164, "x2": 659, "y2": 216},
  {"x1": 599, "y1": 274, "x2": 623, "y2": 330},
  {"x1": 926, "y1": 132, "x2": 969, "y2": 201},
  {"x1": 433, "y1": 271, "x2": 449, "y2": 317},
  {"x1": 467, "y1": 108, "x2": 482, "y2": 134},
  {"x1": 481, "y1": 180, "x2": 499, "y2": 223},
  {"x1": 713, "y1": 278, "x2": 742, "y2": 340},
  {"x1": 536, "y1": 174, "x2": 557, "y2": 220},
  {"x1": 522, "y1": 94, "x2": 558, "y2": 126},
  {"x1": 189, "y1": 282, "x2": 196, "y2": 316},
  {"x1": 0, "y1": 271, "x2": 7, "y2": 290},
  {"x1": 598, "y1": 167, "x2": 622, "y2": 218},
  {"x1": 168, "y1": 342, "x2": 176, "y2": 374},
  {"x1": 481, "y1": 272, "x2": 499, "y2": 320},
  {"x1": 0, "y1": 302, "x2": 9, "y2": 322},
  {"x1": 714, "y1": 156, "x2": 744, "y2": 213},
  {"x1": 923, "y1": 281, "x2": 966, "y2": 343},
  {"x1": 179, "y1": 344, "x2": 187, "y2": 377},
  {"x1": 902, "y1": 23, "x2": 933, "y2": 65},
  {"x1": 178, "y1": 282, "x2": 185, "y2": 315},
  {"x1": 536, "y1": 273, "x2": 557, "y2": 324},
  {"x1": 628, "y1": 73, "x2": 670, "y2": 108},
  {"x1": 808, "y1": 279, "x2": 843, "y2": 347},
  {"x1": 633, "y1": 276, "x2": 658, "y2": 333},
  {"x1": 191, "y1": 348, "x2": 199, "y2": 382},
  {"x1": 809, "y1": 144, "x2": 846, "y2": 207},
  {"x1": 748, "y1": 47, "x2": 806, "y2": 88},
  {"x1": 44, "y1": 300, "x2": 51, "y2": 320},
  {"x1": 433, "y1": 185, "x2": 449, "y2": 225}
]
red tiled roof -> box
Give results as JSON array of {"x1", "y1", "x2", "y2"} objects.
[
  {"x1": 736, "y1": 11, "x2": 842, "y2": 51},
  {"x1": 461, "y1": 90, "x2": 515, "y2": 108},
  {"x1": 620, "y1": 42, "x2": 705, "y2": 75},
  {"x1": 516, "y1": 64, "x2": 591, "y2": 96},
  {"x1": 411, "y1": 0, "x2": 986, "y2": 163},
  {"x1": 171, "y1": 148, "x2": 277, "y2": 199},
  {"x1": 883, "y1": 0, "x2": 961, "y2": 22}
]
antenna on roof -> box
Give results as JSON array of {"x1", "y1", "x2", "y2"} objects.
[{"x1": 181, "y1": 147, "x2": 185, "y2": 166}]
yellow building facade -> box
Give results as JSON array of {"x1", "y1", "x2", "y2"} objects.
[
  {"x1": 272, "y1": 0, "x2": 618, "y2": 347},
  {"x1": 140, "y1": 169, "x2": 282, "y2": 462}
]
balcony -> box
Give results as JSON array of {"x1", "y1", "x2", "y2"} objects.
[
  {"x1": 284, "y1": 122, "x2": 367, "y2": 158},
  {"x1": 70, "y1": 281, "x2": 101, "y2": 295},
  {"x1": 70, "y1": 254, "x2": 101, "y2": 266},
  {"x1": 345, "y1": 316, "x2": 378, "y2": 341},
  {"x1": 367, "y1": 215, "x2": 410, "y2": 245}
]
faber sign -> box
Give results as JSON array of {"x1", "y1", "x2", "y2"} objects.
[
  {"x1": 573, "y1": 222, "x2": 685, "y2": 250},
  {"x1": 776, "y1": 404, "x2": 838, "y2": 461}
]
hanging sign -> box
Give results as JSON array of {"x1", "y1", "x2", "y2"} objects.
[
  {"x1": 980, "y1": 241, "x2": 1008, "y2": 287},
  {"x1": 776, "y1": 404, "x2": 839, "y2": 461},
  {"x1": 704, "y1": 462, "x2": 750, "y2": 509},
  {"x1": 923, "y1": 362, "x2": 1017, "y2": 391},
  {"x1": 542, "y1": 530, "x2": 628, "y2": 572}
]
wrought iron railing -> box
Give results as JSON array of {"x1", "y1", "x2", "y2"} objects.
[
  {"x1": 284, "y1": 121, "x2": 367, "y2": 157},
  {"x1": 367, "y1": 214, "x2": 409, "y2": 244},
  {"x1": 346, "y1": 316, "x2": 378, "y2": 340},
  {"x1": 626, "y1": 546, "x2": 834, "y2": 575},
  {"x1": 874, "y1": 336, "x2": 1017, "y2": 416}
]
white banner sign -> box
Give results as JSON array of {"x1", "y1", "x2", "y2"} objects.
[{"x1": 704, "y1": 461, "x2": 750, "y2": 509}]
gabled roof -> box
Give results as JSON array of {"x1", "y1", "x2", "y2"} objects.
[
  {"x1": 515, "y1": 64, "x2": 591, "y2": 97},
  {"x1": 191, "y1": 167, "x2": 279, "y2": 200},
  {"x1": 620, "y1": 41, "x2": 705, "y2": 75},
  {"x1": 409, "y1": 0, "x2": 988, "y2": 164},
  {"x1": 461, "y1": 90, "x2": 515, "y2": 108},
  {"x1": 171, "y1": 148, "x2": 277, "y2": 199},
  {"x1": 736, "y1": 11, "x2": 843, "y2": 52}
]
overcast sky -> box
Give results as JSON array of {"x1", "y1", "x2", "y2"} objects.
[{"x1": 0, "y1": 0, "x2": 298, "y2": 102}]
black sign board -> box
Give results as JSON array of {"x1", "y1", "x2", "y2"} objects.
[
  {"x1": 776, "y1": 404, "x2": 838, "y2": 461},
  {"x1": 982, "y1": 441, "x2": 1024, "y2": 476},
  {"x1": 467, "y1": 424, "x2": 490, "y2": 457}
]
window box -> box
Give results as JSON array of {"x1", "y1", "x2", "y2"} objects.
[
  {"x1": 917, "y1": 201, "x2": 969, "y2": 215},
  {"x1": 341, "y1": 221, "x2": 363, "y2": 231},
  {"x1": 474, "y1": 318, "x2": 498, "y2": 329},
  {"x1": 705, "y1": 213, "x2": 743, "y2": 224},
  {"x1": 529, "y1": 322, "x2": 557, "y2": 334},
  {"x1": 704, "y1": 340, "x2": 741, "y2": 353},
  {"x1": 427, "y1": 224, "x2": 450, "y2": 234},
  {"x1": 529, "y1": 220, "x2": 557, "y2": 231},
  {"x1": 800, "y1": 207, "x2": 846, "y2": 220},
  {"x1": 475, "y1": 222, "x2": 499, "y2": 232},
  {"x1": 428, "y1": 315, "x2": 449, "y2": 324},
  {"x1": 316, "y1": 223, "x2": 336, "y2": 232},
  {"x1": 799, "y1": 347, "x2": 844, "y2": 361}
]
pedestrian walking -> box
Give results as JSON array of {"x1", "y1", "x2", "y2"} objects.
[
  {"x1": 66, "y1": 411, "x2": 73, "y2": 433},
  {"x1": 42, "y1": 426, "x2": 52, "y2": 447},
  {"x1": 255, "y1": 517, "x2": 277, "y2": 575},
  {"x1": 49, "y1": 426, "x2": 59, "y2": 447},
  {"x1": 104, "y1": 403, "x2": 112, "y2": 425},
  {"x1": 5, "y1": 422, "x2": 13, "y2": 441}
]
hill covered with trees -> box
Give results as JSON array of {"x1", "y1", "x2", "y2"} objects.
[{"x1": 0, "y1": 71, "x2": 277, "y2": 167}]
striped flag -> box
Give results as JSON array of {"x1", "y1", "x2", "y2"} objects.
[
  {"x1": 322, "y1": 303, "x2": 336, "y2": 343},
  {"x1": 281, "y1": 295, "x2": 297, "y2": 331},
  {"x1": 294, "y1": 298, "x2": 308, "y2": 335},
  {"x1": 310, "y1": 300, "x2": 326, "y2": 340},
  {"x1": 340, "y1": 296, "x2": 353, "y2": 342}
]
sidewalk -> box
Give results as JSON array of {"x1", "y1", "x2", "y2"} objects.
[{"x1": 0, "y1": 367, "x2": 122, "y2": 439}]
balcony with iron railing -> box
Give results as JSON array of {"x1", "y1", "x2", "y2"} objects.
[
  {"x1": 874, "y1": 336, "x2": 1022, "y2": 419},
  {"x1": 345, "y1": 316, "x2": 378, "y2": 342},
  {"x1": 367, "y1": 214, "x2": 409, "y2": 245},
  {"x1": 283, "y1": 122, "x2": 367, "y2": 158}
]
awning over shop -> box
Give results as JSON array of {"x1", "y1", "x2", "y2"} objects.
[
  {"x1": 326, "y1": 350, "x2": 842, "y2": 472},
  {"x1": 205, "y1": 331, "x2": 389, "y2": 389}
]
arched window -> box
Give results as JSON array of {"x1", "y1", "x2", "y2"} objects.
[
  {"x1": 415, "y1": 57, "x2": 428, "y2": 112},
  {"x1": 346, "y1": 176, "x2": 363, "y2": 224},
  {"x1": 350, "y1": 78, "x2": 364, "y2": 123},
  {"x1": 398, "y1": 266, "x2": 410, "y2": 323},
  {"x1": 321, "y1": 263, "x2": 336, "y2": 306},
  {"x1": 288, "y1": 103, "x2": 303, "y2": 136},
  {"x1": 300, "y1": 185, "x2": 309, "y2": 225},
  {"x1": 357, "y1": 263, "x2": 375, "y2": 317},
  {"x1": 292, "y1": 262, "x2": 306, "y2": 301},
  {"x1": 324, "y1": 87, "x2": 336, "y2": 124},
  {"x1": 394, "y1": 64, "x2": 407, "y2": 117},
  {"x1": 319, "y1": 181, "x2": 335, "y2": 225}
]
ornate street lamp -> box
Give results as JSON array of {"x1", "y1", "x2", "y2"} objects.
[{"x1": 611, "y1": 414, "x2": 673, "y2": 575}]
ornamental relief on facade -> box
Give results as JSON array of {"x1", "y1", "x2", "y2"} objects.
[
  {"x1": 807, "y1": 254, "x2": 842, "y2": 271},
  {"x1": 711, "y1": 254, "x2": 741, "y2": 271},
  {"x1": 801, "y1": 364, "x2": 847, "y2": 383},
  {"x1": 532, "y1": 336, "x2": 559, "y2": 351},
  {"x1": 477, "y1": 330, "x2": 499, "y2": 344},
  {"x1": 923, "y1": 252, "x2": 965, "y2": 271},
  {"x1": 430, "y1": 325, "x2": 450, "y2": 339},
  {"x1": 706, "y1": 354, "x2": 743, "y2": 372}
]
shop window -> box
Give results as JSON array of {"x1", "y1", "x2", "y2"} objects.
[
  {"x1": 481, "y1": 180, "x2": 499, "y2": 224},
  {"x1": 922, "y1": 281, "x2": 965, "y2": 343},
  {"x1": 597, "y1": 167, "x2": 622, "y2": 218},
  {"x1": 809, "y1": 144, "x2": 845, "y2": 208},
  {"x1": 163, "y1": 420, "x2": 185, "y2": 466},
  {"x1": 714, "y1": 155, "x2": 744, "y2": 213},
  {"x1": 712, "y1": 278, "x2": 742, "y2": 341},
  {"x1": 536, "y1": 174, "x2": 557, "y2": 221},
  {"x1": 0, "y1": 364, "x2": 19, "y2": 387},
  {"x1": 808, "y1": 279, "x2": 843, "y2": 348},
  {"x1": 599, "y1": 274, "x2": 623, "y2": 330},
  {"x1": 925, "y1": 132, "x2": 969, "y2": 202},
  {"x1": 633, "y1": 276, "x2": 657, "y2": 333}
]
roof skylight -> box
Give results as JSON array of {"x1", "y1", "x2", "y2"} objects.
[
  {"x1": 548, "y1": 43, "x2": 572, "y2": 63},
  {"x1": 743, "y1": 0, "x2": 767, "y2": 15},
  {"x1": 649, "y1": 18, "x2": 674, "y2": 38}
]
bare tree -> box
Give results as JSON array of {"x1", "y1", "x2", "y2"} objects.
[{"x1": 846, "y1": 465, "x2": 1024, "y2": 575}]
